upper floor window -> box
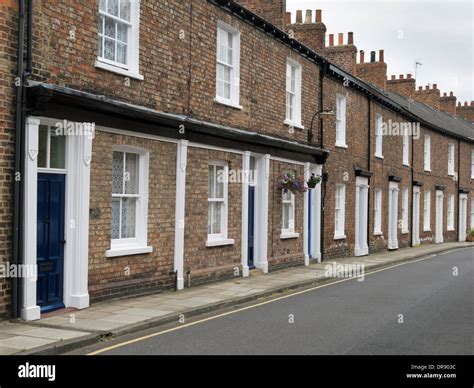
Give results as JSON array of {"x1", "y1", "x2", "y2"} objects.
[
  {"x1": 285, "y1": 59, "x2": 302, "y2": 128},
  {"x1": 97, "y1": 0, "x2": 142, "y2": 79},
  {"x1": 447, "y1": 143, "x2": 455, "y2": 176},
  {"x1": 215, "y1": 22, "x2": 241, "y2": 108},
  {"x1": 375, "y1": 114, "x2": 383, "y2": 158},
  {"x1": 108, "y1": 146, "x2": 151, "y2": 257},
  {"x1": 424, "y1": 134, "x2": 431, "y2": 171},
  {"x1": 335, "y1": 95, "x2": 347, "y2": 148},
  {"x1": 334, "y1": 185, "x2": 346, "y2": 239},
  {"x1": 402, "y1": 128, "x2": 409, "y2": 166}
]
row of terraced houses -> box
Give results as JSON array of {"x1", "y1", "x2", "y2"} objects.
[{"x1": 0, "y1": 0, "x2": 473, "y2": 320}]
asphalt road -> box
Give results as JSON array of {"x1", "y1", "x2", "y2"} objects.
[{"x1": 78, "y1": 248, "x2": 474, "y2": 355}]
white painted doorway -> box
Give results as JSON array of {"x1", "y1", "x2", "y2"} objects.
[
  {"x1": 412, "y1": 186, "x2": 420, "y2": 246},
  {"x1": 435, "y1": 190, "x2": 444, "y2": 243},
  {"x1": 388, "y1": 182, "x2": 399, "y2": 250},
  {"x1": 459, "y1": 194, "x2": 468, "y2": 242},
  {"x1": 355, "y1": 176, "x2": 369, "y2": 256}
]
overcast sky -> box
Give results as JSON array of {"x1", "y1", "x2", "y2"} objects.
[{"x1": 287, "y1": 0, "x2": 473, "y2": 102}]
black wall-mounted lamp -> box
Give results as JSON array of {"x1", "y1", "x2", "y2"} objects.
[{"x1": 308, "y1": 109, "x2": 335, "y2": 144}]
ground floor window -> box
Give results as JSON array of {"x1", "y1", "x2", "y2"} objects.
[
  {"x1": 374, "y1": 189, "x2": 382, "y2": 235},
  {"x1": 281, "y1": 190, "x2": 295, "y2": 234},
  {"x1": 208, "y1": 161, "x2": 229, "y2": 241},
  {"x1": 334, "y1": 185, "x2": 346, "y2": 239}
]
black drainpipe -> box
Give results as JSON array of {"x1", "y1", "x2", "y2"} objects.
[
  {"x1": 319, "y1": 61, "x2": 328, "y2": 261},
  {"x1": 367, "y1": 95, "x2": 371, "y2": 251},
  {"x1": 12, "y1": 0, "x2": 27, "y2": 319}
]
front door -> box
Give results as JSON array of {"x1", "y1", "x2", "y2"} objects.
[
  {"x1": 435, "y1": 191, "x2": 444, "y2": 244},
  {"x1": 355, "y1": 177, "x2": 369, "y2": 256},
  {"x1": 412, "y1": 187, "x2": 420, "y2": 246},
  {"x1": 459, "y1": 195, "x2": 467, "y2": 242},
  {"x1": 247, "y1": 186, "x2": 255, "y2": 268},
  {"x1": 37, "y1": 173, "x2": 66, "y2": 312},
  {"x1": 388, "y1": 183, "x2": 399, "y2": 250}
]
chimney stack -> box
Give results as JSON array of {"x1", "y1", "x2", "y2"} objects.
[
  {"x1": 287, "y1": 9, "x2": 326, "y2": 52},
  {"x1": 386, "y1": 74, "x2": 416, "y2": 99},
  {"x1": 323, "y1": 32, "x2": 358, "y2": 74},
  {"x1": 236, "y1": 0, "x2": 287, "y2": 30},
  {"x1": 413, "y1": 84, "x2": 441, "y2": 110},
  {"x1": 456, "y1": 100, "x2": 474, "y2": 123},
  {"x1": 355, "y1": 48, "x2": 387, "y2": 89},
  {"x1": 440, "y1": 90, "x2": 457, "y2": 115}
]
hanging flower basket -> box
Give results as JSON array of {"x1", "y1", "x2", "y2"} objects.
[
  {"x1": 307, "y1": 173, "x2": 322, "y2": 189},
  {"x1": 275, "y1": 170, "x2": 308, "y2": 194}
]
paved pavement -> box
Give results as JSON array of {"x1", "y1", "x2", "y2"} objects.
[
  {"x1": 77, "y1": 247, "x2": 474, "y2": 355},
  {"x1": 0, "y1": 242, "x2": 472, "y2": 355}
]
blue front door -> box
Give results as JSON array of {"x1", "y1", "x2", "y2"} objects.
[
  {"x1": 248, "y1": 186, "x2": 255, "y2": 268},
  {"x1": 37, "y1": 173, "x2": 66, "y2": 313}
]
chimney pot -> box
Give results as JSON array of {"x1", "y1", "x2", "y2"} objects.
[
  {"x1": 465, "y1": 101, "x2": 468, "y2": 106},
  {"x1": 284, "y1": 12, "x2": 291, "y2": 25},
  {"x1": 329, "y1": 34, "x2": 334, "y2": 47},
  {"x1": 348, "y1": 32, "x2": 354, "y2": 45},
  {"x1": 443, "y1": 92, "x2": 447, "y2": 97},
  {"x1": 370, "y1": 51, "x2": 376, "y2": 62},
  {"x1": 360, "y1": 50, "x2": 365, "y2": 63},
  {"x1": 418, "y1": 86, "x2": 423, "y2": 91},
  {"x1": 425, "y1": 85, "x2": 430, "y2": 90},
  {"x1": 399, "y1": 74, "x2": 404, "y2": 79},
  {"x1": 391, "y1": 74, "x2": 396, "y2": 80},
  {"x1": 305, "y1": 10, "x2": 312, "y2": 23},
  {"x1": 407, "y1": 74, "x2": 412, "y2": 79},
  {"x1": 338, "y1": 33, "x2": 343, "y2": 45},
  {"x1": 471, "y1": 101, "x2": 474, "y2": 106},
  {"x1": 449, "y1": 91, "x2": 453, "y2": 97},
  {"x1": 457, "y1": 102, "x2": 461, "y2": 106},
  {"x1": 433, "y1": 83, "x2": 437, "y2": 90},
  {"x1": 296, "y1": 10, "x2": 303, "y2": 23},
  {"x1": 315, "y1": 9, "x2": 322, "y2": 23},
  {"x1": 379, "y1": 49, "x2": 384, "y2": 62}
]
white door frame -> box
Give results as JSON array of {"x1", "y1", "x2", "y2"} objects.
[
  {"x1": 435, "y1": 190, "x2": 444, "y2": 244},
  {"x1": 459, "y1": 194, "x2": 468, "y2": 242},
  {"x1": 388, "y1": 182, "x2": 399, "y2": 250},
  {"x1": 304, "y1": 163, "x2": 322, "y2": 264},
  {"x1": 22, "y1": 117, "x2": 92, "y2": 321},
  {"x1": 412, "y1": 186, "x2": 421, "y2": 246},
  {"x1": 354, "y1": 176, "x2": 369, "y2": 256}
]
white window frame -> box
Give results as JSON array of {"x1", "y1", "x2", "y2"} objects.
[
  {"x1": 402, "y1": 129, "x2": 410, "y2": 166},
  {"x1": 335, "y1": 94, "x2": 347, "y2": 148},
  {"x1": 284, "y1": 58, "x2": 303, "y2": 129},
  {"x1": 96, "y1": 0, "x2": 143, "y2": 80},
  {"x1": 206, "y1": 161, "x2": 234, "y2": 247},
  {"x1": 423, "y1": 191, "x2": 431, "y2": 232},
  {"x1": 448, "y1": 143, "x2": 455, "y2": 176},
  {"x1": 374, "y1": 188, "x2": 382, "y2": 235},
  {"x1": 375, "y1": 114, "x2": 383, "y2": 158},
  {"x1": 424, "y1": 134, "x2": 431, "y2": 172},
  {"x1": 106, "y1": 145, "x2": 151, "y2": 257},
  {"x1": 447, "y1": 194, "x2": 455, "y2": 231},
  {"x1": 401, "y1": 187, "x2": 409, "y2": 234},
  {"x1": 280, "y1": 191, "x2": 299, "y2": 239},
  {"x1": 334, "y1": 184, "x2": 346, "y2": 239},
  {"x1": 215, "y1": 21, "x2": 241, "y2": 110}
]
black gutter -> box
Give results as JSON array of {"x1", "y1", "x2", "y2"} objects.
[
  {"x1": 12, "y1": 0, "x2": 27, "y2": 319},
  {"x1": 318, "y1": 62, "x2": 328, "y2": 262},
  {"x1": 457, "y1": 139, "x2": 460, "y2": 241},
  {"x1": 410, "y1": 122, "x2": 414, "y2": 246}
]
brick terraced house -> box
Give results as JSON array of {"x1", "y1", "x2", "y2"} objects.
[{"x1": 0, "y1": 0, "x2": 472, "y2": 320}]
